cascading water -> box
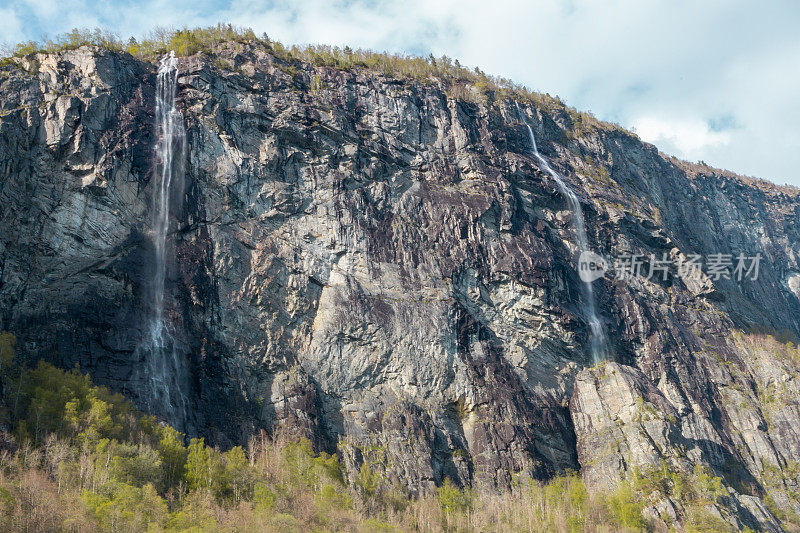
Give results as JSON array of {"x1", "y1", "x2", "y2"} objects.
[
  {"x1": 136, "y1": 51, "x2": 189, "y2": 426},
  {"x1": 152, "y1": 51, "x2": 184, "y2": 335},
  {"x1": 516, "y1": 103, "x2": 608, "y2": 363}
]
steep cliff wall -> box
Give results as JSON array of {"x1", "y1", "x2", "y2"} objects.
[{"x1": 1, "y1": 42, "x2": 799, "y2": 529}]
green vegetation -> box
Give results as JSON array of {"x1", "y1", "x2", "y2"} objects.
[
  {"x1": 0, "y1": 24, "x2": 612, "y2": 134},
  {"x1": 0, "y1": 364, "x2": 359, "y2": 530},
  {"x1": 0, "y1": 28, "x2": 124, "y2": 59},
  {"x1": 758, "y1": 459, "x2": 800, "y2": 527},
  {"x1": 1, "y1": 328, "x2": 793, "y2": 530},
  {"x1": 629, "y1": 462, "x2": 737, "y2": 530},
  {"x1": 632, "y1": 462, "x2": 726, "y2": 506},
  {"x1": 603, "y1": 481, "x2": 647, "y2": 530},
  {"x1": 0, "y1": 331, "x2": 658, "y2": 531}
]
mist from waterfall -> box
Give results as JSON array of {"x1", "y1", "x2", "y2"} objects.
[
  {"x1": 136, "y1": 51, "x2": 189, "y2": 427},
  {"x1": 516, "y1": 103, "x2": 608, "y2": 363}
]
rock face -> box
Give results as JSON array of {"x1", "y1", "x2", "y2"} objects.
[{"x1": 1, "y1": 43, "x2": 800, "y2": 527}]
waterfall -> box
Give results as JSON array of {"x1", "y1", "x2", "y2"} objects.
[
  {"x1": 516, "y1": 103, "x2": 608, "y2": 363},
  {"x1": 152, "y1": 51, "x2": 184, "y2": 333},
  {"x1": 136, "y1": 51, "x2": 189, "y2": 426}
]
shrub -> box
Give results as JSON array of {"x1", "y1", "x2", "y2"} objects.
[
  {"x1": 283, "y1": 438, "x2": 344, "y2": 491},
  {"x1": 437, "y1": 477, "x2": 472, "y2": 515},
  {"x1": 82, "y1": 481, "x2": 167, "y2": 532},
  {"x1": 185, "y1": 437, "x2": 216, "y2": 492},
  {"x1": 156, "y1": 424, "x2": 187, "y2": 492},
  {"x1": 317, "y1": 482, "x2": 353, "y2": 511},
  {"x1": 163, "y1": 491, "x2": 216, "y2": 530},
  {"x1": 13, "y1": 361, "x2": 133, "y2": 445},
  {"x1": 685, "y1": 504, "x2": 734, "y2": 532},
  {"x1": 253, "y1": 481, "x2": 277, "y2": 511},
  {"x1": 108, "y1": 442, "x2": 164, "y2": 488},
  {"x1": 354, "y1": 461, "x2": 381, "y2": 499},
  {"x1": 0, "y1": 331, "x2": 15, "y2": 368},
  {"x1": 604, "y1": 481, "x2": 647, "y2": 530},
  {"x1": 692, "y1": 464, "x2": 726, "y2": 503}
]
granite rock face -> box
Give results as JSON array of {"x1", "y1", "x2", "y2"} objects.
[{"x1": 2, "y1": 44, "x2": 800, "y2": 527}]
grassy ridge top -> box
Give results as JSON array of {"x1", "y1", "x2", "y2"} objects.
[
  {"x1": 2, "y1": 24, "x2": 796, "y2": 197},
  {"x1": 1, "y1": 24, "x2": 530, "y2": 91},
  {"x1": 0, "y1": 24, "x2": 612, "y2": 131}
]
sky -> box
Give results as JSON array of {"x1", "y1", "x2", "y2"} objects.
[{"x1": 2, "y1": 0, "x2": 799, "y2": 186}]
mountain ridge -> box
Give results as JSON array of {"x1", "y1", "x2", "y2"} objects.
[{"x1": 1, "y1": 33, "x2": 800, "y2": 530}]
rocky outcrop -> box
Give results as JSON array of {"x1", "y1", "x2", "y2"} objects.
[
  {"x1": 1, "y1": 42, "x2": 799, "y2": 528},
  {"x1": 571, "y1": 360, "x2": 790, "y2": 530}
]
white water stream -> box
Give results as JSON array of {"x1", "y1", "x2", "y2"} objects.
[
  {"x1": 137, "y1": 51, "x2": 189, "y2": 425},
  {"x1": 517, "y1": 103, "x2": 607, "y2": 362}
]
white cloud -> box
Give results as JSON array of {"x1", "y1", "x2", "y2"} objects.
[
  {"x1": 20, "y1": 0, "x2": 61, "y2": 20},
  {"x1": 633, "y1": 116, "x2": 731, "y2": 156},
  {"x1": 0, "y1": 6, "x2": 25, "y2": 46}
]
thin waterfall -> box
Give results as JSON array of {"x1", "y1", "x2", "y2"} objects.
[
  {"x1": 152, "y1": 51, "x2": 184, "y2": 333},
  {"x1": 136, "y1": 51, "x2": 189, "y2": 426},
  {"x1": 516, "y1": 103, "x2": 608, "y2": 363}
]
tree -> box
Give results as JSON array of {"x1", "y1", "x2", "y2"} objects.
[
  {"x1": 224, "y1": 446, "x2": 250, "y2": 503},
  {"x1": 157, "y1": 425, "x2": 187, "y2": 492},
  {"x1": 185, "y1": 438, "x2": 212, "y2": 492}
]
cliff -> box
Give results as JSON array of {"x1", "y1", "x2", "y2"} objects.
[{"x1": 1, "y1": 40, "x2": 799, "y2": 530}]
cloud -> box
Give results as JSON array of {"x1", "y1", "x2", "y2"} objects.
[
  {"x1": 0, "y1": 6, "x2": 25, "y2": 46},
  {"x1": 20, "y1": 0, "x2": 62, "y2": 20},
  {"x1": 707, "y1": 114, "x2": 740, "y2": 133},
  {"x1": 633, "y1": 116, "x2": 731, "y2": 156},
  {"x1": 4, "y1": 0, "x2": 800, "y2": 185}
]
